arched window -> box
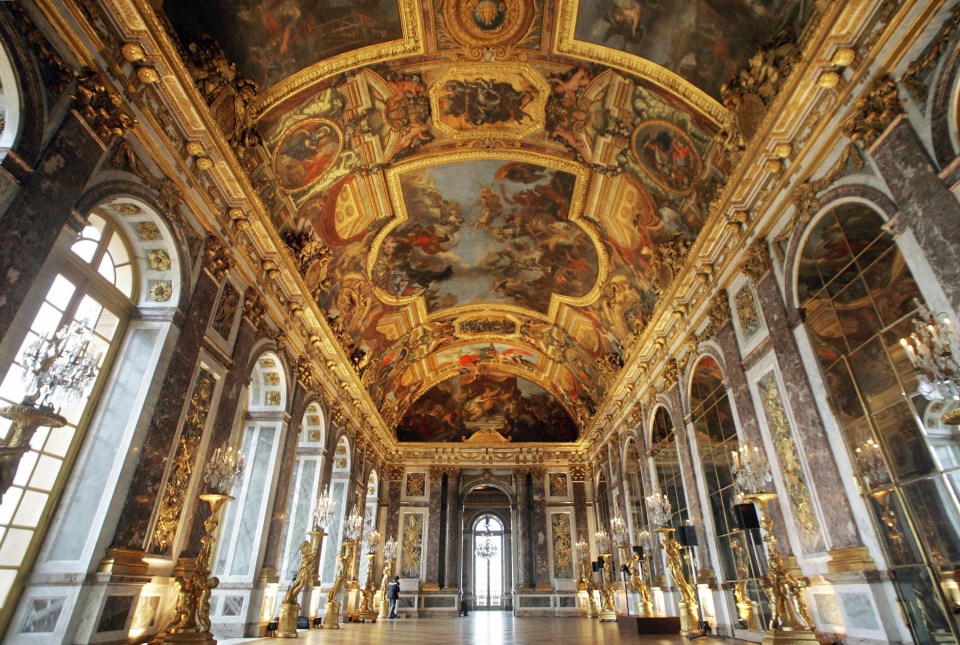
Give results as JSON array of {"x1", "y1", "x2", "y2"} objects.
[
  {"x1": 472, "y1": 514, "x2": 504, "y2": 608},
  {"x1": 0, "y1": 212, "x2": 138, "y2": 623},
  {"x1": 649, "y1": 407, "x2": 689, "y2": 528},
  {"x1": 214, "y1": 353, "x2": 287, "y2": 583},
  {"x1": 624, "y1": 439, "x2": 649, "y2": 544},
  {"x1": 279, "y1": 402, "x2": 326, "y2": 584},
  {"x1": 689, "y1": 356, "x2": 768, "y2": 629},
  {"x1": 320, "y1": 436, "x2": 351, "y2": 585},
  {"x1": 797, "y1": 202, "x2": 960, "y2": 642}
]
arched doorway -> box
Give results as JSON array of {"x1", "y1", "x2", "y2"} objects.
[{"x1": 462, "y1": 485, "x2": 513, "y2": 611}]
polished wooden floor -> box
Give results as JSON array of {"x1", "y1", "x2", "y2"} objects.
[{"x1": 223, "y1": 613, "x2": 727, "y2": 644}]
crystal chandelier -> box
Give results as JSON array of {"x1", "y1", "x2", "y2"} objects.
[
  {"x1": 854, "y1": 437, "x2": 887, "y2": 488},
  {"x1": 610, "y1": 515, "x2": 629, "y2": 547},
  {"x1": 384, "y1": 536, "x2": 398, "y2": 560},
  {"x1": 646, "y1": 492, "x2": 672, "y2": 528},
  {"x1": 575, "y1": 538, "x2": 590, "y2": 561},
  {"x1": 312, "y1": 488, "x2": 336, "y2": 531},
  {"x1": 900, "y1": 299, "x2": 960, "y2": 402},
  {"x1": 594, "y1": 529, "x2": 612, "y2": 554},
  {"x1": 204, "y1": 444, "x2": 245, "y2": 496},
  {"x1": 475, "y1": 518, "x2": 498, "y2": 560},
  {"x1": 344, "y1": 509, "x2": 365, "y2": 541},
  {"x1": 731, "y1": 442, "x2": 772, "y2": 496},
  {"x1": 19, "y1": 319, "x2": 101, "y2": 408}
]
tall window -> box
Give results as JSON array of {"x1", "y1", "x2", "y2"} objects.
[
  {"x1": 0, "y1": 212, "x2": 132, "y2": 617},
  {"x1": 473, "y1": 514, "x2": 504, "y2": 608},
  {"x1": 649, "y1": 407, "x2": 689, "y2": 528},
  {"x1": 798, "y1": 203, "x2": 960, "y2": 642},
  {"x1": 215, "y1": 353, "x2": 286, "y2": 581},
  {"x1": 689, "y1": 356, "x2": 768, "y2": 629},
  {"x1": 321, "y1": 436, "x2": 351, "y2": 584},
  {"x1": 279, "y1": 402, "x2": 325, "y2": 583}
]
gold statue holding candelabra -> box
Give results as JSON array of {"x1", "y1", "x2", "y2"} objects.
[
  {"x1": 733, "y1": 443, "x2": 818, "y2": 645},
  {"x1": 321, "y1": 507, "x2": 364, "y2": 629},
  {"x1": 575, "y1": 538, "x2": 598, "y2": 618},
  {"x1": 157, "y1": 444, "x2": 244, "y2": 644},
  {"x1": 376, "y1": 537, "x2": 399, "y2": 619},
  {"x1": 358, "y1": 530, "x2": 381, "y2": 621},
  {"x1": 647, "y1": 492, "x2": 699, "y2": 634},
  {"x1": 594, "y1": 530, "x2": 617, "y2": 622}
]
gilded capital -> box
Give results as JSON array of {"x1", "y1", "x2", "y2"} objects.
[
  {"x1": 741, "y1": 239, "x2": 772, "y2": 281},
  {"x1": 842, "y1": 75, "x2": 903, "y2": 147},
  {"x1": 203, "y1": 236, "x2": 233, "y2": 282}
]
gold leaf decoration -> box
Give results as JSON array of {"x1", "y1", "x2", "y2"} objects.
[
  {"x1": 551, "y1": 512, "x2": 574, "y2": 579},
  {"x1": 400, "y1": 512, "x2": 424, "y2": 578}
]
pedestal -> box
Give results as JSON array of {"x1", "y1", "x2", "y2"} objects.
[
  {"x1": 762, "y1": 628, "x2": 821, "y2": 645},
  {"x1": 321, "y1": 601, "x2": 340, "y2": 629},
  {"x1": 276, "y1": 602, "x2": 299, "y2": 638},
  {"x1": 617, "y1": 615, "x2": 682, "y2": 636}
]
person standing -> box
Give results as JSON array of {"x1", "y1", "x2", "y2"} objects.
[{"x1": 387, "y1": 575, "x2": 401, "y2": 619}]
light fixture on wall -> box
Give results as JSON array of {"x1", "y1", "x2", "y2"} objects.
[
  {"x1": 0, "y1": 320, "x2": 102, "y2": 503},
  {"x1": 900, "y1": 299, "x2": 960, "y2": 424}
]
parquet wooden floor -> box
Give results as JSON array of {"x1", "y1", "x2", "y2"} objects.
[{"x1": 224, "y1": 613, "x2": 728, "y2": 644}]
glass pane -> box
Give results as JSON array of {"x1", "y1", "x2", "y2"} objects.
[
  {"x1": 863, "y1": 249, "x2": 921, "y2": 328},
  {"x1": 45, "y1": 276, "x2": 76, "y2": 312},
  {"x1": 848, "y1": 338, "x2": 901, "y2": 416},
  {"x1": 873, "y1": 401, "x2": 936, "y2": 480},
  {"x1": 28, "y1": 455, "x2": 62, "y2": 492},
  {"x1": 106, "y1": 232, "x2": 130, "y2": 267},
  {"x1": 70, "y1": 239, "x2": 99, "y2": 263},
  {"x1": 12, "y1": 491, "x2": 47, "y2": 529},
  {"x1": 96, "y1": 252, "x2": 116, "y2": 284},
  {"x1": 867, "y1": 490, "x2": 921, "y2": 566},
  {"x1": 803, "y1": 299, "x2": 846, "y2": 370},
  {"x1": 31, "y1": 303, "x2": 64, "y2": 339},
  {"x1": 900, "y1": 478, "x2": 960, "y2": 566},
  {"x1": 834, "y1": 278, "x2": 883, "y2": 349},
  {"x1": 74, "y1": 296, "x2": 104, "y2": 328},
  {"x1": 114, "y1": 265, "x2": 134, "y2": 298},
  {"x1": 894, "y1": 566, "x2": 954, "y2": 642}
]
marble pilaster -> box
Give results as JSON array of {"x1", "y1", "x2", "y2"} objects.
[
  {"x1": 753, "y1": 269, "x2": 860, "y2": 550},
  {"x1": 870, "y1": 116, "x2": 960, "y2": 313},
  {"x1": 443, "y1": 469, "x2": 461, "y2": 590},
  {"x1": 529, "y1": 469, "x2": 550, "y2": 589},
  {"x1": 515, "y1": 470, "x2": 533, "y2": 590},
  {"x1": 423, "y1": 469, "x2": 444, "y2": 588}
]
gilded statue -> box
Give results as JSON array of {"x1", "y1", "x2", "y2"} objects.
[
  {"x1": 663, "y1": 536, "x2": 698, "y2": 608},
  {"x1": 627, "y1": 551, "x2": 652, "y2": 606},
  {"x1": 326, "y1": 540, "x2": 352, "y2": 604},
  {"x1": 762, "y1": 549, "x2": 813, "y2": 631},
  {"x1": 283, "y1": 540, "x2": 315, "y2": 605}
]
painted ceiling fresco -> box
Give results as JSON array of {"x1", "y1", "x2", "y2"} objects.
[
  {"x1": 572, "y1": 0, "x2": 810, "y2": 100},
  {"x1": 163, "y1": 0, "x2": 815, "y2": 442}
]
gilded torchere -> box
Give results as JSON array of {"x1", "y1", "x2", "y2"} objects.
[
  {"x1": 357, "y1": 530, "x2": 381, "y2": 621},
  {"x1": 657, "y1": 527, "x2": 700, "y2": 634},
  {"x1": 276, "y1": 531, "x2": 321, "y2": 638},
  {"x1": 575, "y1": 538, "x2": 598, "y2": 618},
  {"x1": 594, "y1": 530, "x2": 617, "y2": 622},
  {"x1": 157, "y1": 444, "x2": 244, "y2": 644},
  {"x1": 377, "y1": 537, "x2": 398, "y2": 619},
  {"x1": 322, "y1": 508, "x2": 364, "y2": 629}
]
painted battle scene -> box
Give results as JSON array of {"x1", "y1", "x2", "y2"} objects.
[
  {"x1": 372, "y1": 160, "x2": 598, "y2": 313},
  {"x1": 395, "y1": 372, "x2": 580, "y2": 442},
  {"x1": 572, "y1": 0, "x2": 811, "y2": 99},
  {"x1": 163, "y1": 0, "x2": 403, "y2": 89}
]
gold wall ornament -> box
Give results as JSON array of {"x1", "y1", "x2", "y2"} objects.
[
  {"x1": 720, "y1": 28, "x2": 801, "y2": 142},
  {"x1": 151, "y1": 370, "x2": 216, "y2": 554},
  {"x1": 742, "y1": 492, "x2": 817, "y2": 641},
  {"x1": 843, "y1": 74, "x2": 903, "y2": 147},
  {"x1": 439, "y1": 0, "x2": 539, "y2": 56},
  {"x1": 735, "y1": 285, "x2": 761, "y2": 337},
  {"x1": 405, "y1": 472, "x2": 426, "y2": 497},
  {"x1": 699, "y1": 289, "x2": 732, "y2": 341},
  {"x1": 211, "y1": 282, "x2": 239, "y2": 339},
  {"x1": 74, "y1": 70, "x2": 138, "y2": 143},
  {"x1": 136, "y1": 66, "x2": 161, "y2": 84},
  {"x1": 901, "y1": 5, "x2": 960, "y2": 102},
  {"x1": 149, "y1": 281, "x2": 173, "y2": 302},
  {"x1": 741, "y1": 238, "x2": 772, "y2": 281},
  {"x1": 551, "y1": 513, "x2": 574, "y2": 579},
  {"x1": 147, "y1": 249, "x2": 172, "y2": 272},
  {"x1": 399, "y1": 512, "x2": 424, "y2": 578},
  {"x1": 759, "y1": 377, "x2": 822, "y2": 549},
  {"x1": 202, "y1": 237, "x2": 233, "y2": 282},
  {"x1": 657, "y1": 527, "x2": 700, "y2": 633},
  {"x1": 242, "y1": 290, "x2": 267, "y2": 329}
]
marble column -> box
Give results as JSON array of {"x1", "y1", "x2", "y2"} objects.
[
  {"x1": 423, "y1": 469, "x2": 444, "y2": 590},
  {"x1": 529, "y1": 468, "x2": 551, "y2": 590},
  {"x1": 751, "y1": 262, "x2": 860, "y2": 550},
  {"x1": 443, "y1": 469, "x2": 462, "y2": 591},
  {"x1": 0, "y1": 111, "x2": 110, "y2": 344},
  {"x1": 108, "y1": 245, "x2": 225, "y2": 555},
  {"x1": 870, "y1": 116, "x2": 960, "y2": 313}
]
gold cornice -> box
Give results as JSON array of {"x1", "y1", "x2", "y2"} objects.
[
  {"x1": 251, "y1": 0, "x2": 425, "y2": 117},
  {"x1": 552, "y1": 0, "x2": 728, "y2": 128}
]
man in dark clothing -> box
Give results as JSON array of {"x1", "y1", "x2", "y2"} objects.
[{"x1": 386, "y1": 575, "x2": 401, "y2": 618}]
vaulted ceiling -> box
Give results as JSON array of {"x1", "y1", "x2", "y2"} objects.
[{"x1": 161, "y1": 0, "x2": 810, "y2": 443}]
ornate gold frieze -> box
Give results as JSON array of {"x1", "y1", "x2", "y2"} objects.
[
  {"x1": 700, "y1": 289, "x2": 731, "y2": 341},
  {"x1": 203, "y1": 237, "x2": 233, "y2": 282},
  {"x1": 551, "y1": 512, "x2": 574, "y2": 579},
  {"x1": 759, "y1": 376, "x2": 821, "y2": 550},
  {"x1": 548, "y1": 472, "x2": 568, "y2": 497},
  {"x1": 399, "y1": 512, "x2": 424, "y2": 578},
  {"x1": 405, "y1": 472, "x2": 426, "y2": 496},
  {"x1": 842, "y1": 74, "x2": 903, "y2": 147},
  {"x1": 151, "y1": 369, "x2": 217, "y2": 554},
  {"x1": 74, "y1": 70, "x2": 138, "y2": 142}
]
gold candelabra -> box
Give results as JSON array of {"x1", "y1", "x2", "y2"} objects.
[
  {"x1": 157, "y1": 444, "x2": 243, "y2": 644},
  {"x1": 656, "y1": 527, "x2": 699, "y2": 635},
  {"x1": 595, "y1": 530, "x2": 617, "y2": 622},
  {"x1": 742, "y1": 492, "x2": 817, "y2": 643}
]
